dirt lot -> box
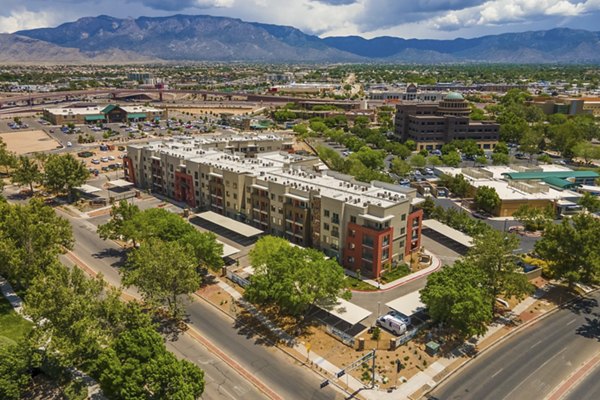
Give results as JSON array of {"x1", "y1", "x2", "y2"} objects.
[{"x1": 0, "y1": 130, "x2": 60, "y2": 154}]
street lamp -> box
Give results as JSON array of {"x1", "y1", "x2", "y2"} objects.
[{"x1": 377, "y1": 301, "x2": 381, "y2": 319}]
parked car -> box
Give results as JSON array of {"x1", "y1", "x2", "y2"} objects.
[
  {"x1": 100, "y1": 157, "x2": 109, "y2": 162},
  {"x1": 424, "y1": 168, "x2": 434, "y2": 175},
  {"x1": 66, "y1": 141, "x2": 72, "y2": 147},
  {"x1": 91, "y1": 159, "x2": 100, "y2": 165},
  {"x1": 108, "y1": 155, "x2": 115, "y2": 161}
]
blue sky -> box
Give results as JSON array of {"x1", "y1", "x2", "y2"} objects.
[{"x1": 2, "y1": 0, "x2": 600, "y2": 38}]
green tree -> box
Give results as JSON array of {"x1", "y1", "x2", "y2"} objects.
[
  {"x1": 409, "y1": 154, "x2": 426, "y2": 169},
  {"x1": 293, "y1": 123, "x2": 308, "y2": 137},
  {"x1": 491, "y1": 152, "x2": 510, "y2": 165},
  {"x1": 25, "y1": 262, "x2": 118, "y2": 369},
  {"x1": 43, "y1": 153, "x2": 89, "y2": 201},
  {"x1": 474, "y1": 186, "x2": 500, "y2": 214},
  {"x1": 179, "y1": 230, "x2": 224, "y2": 272},
  {"x1": 95, "y1": 326, "x2": 204, "y2": 400},
  {"x1": 519, "y1": 127, "x2": 544, "y2": 158},
  {"x1": 441, "y1": 151, "x2": 461, "y2": 167},
  {"x1": 475, "y1": 155, "x2": 488, "y2": 166},
  {"x1": 0, "y1": 343, "x2": 31, "y2": 400},
  {"x1": 512, "y1": 205, "x2": 554, "y2": 231},
  {"x1": 535, "y1": 214, "x2": 600, "y2": 287},
  {"x1": 98, "y1": 200, "x2": 141, "y2": 244},
  {"x1": 0, "y1": 199, "x2": 73, "y2": 288},
  {"x1": 467, "y1": 230, "x2": 531, "y2": 310},
  {"x1": 390, "y1": 157, "x2": 411, "y2": 177},
  {"x1": 246, "y1": 236, "x2": 349, "y2": 317},
  {"x1": 124, "y1": 239, "x2": 201, "y2": 318},
  {"x1": 421, "y1": 260, "x2": 493, "y2": 338},
  {"x1": 0, "y1": 138, "x2": 17, "y2": 175},
  {"x1": 349, "y1": 146, "x2": 385, "y2": 170},
  {"x1": 493, "y1": 142, "x2": 509, "y2": 155},
  {"x1": 578, "y1": 192, "x2": 600, "y2": 213},
  {"x1": 11, "y1": 155, "x2": 42, "y2": 193},
  {"x1": 572, "y1": 142, "x2": 600, "y2": 165}
]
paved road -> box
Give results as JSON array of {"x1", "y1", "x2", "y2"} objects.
[
  {"x1": 55, "y1": 208, "x2": 342, "y2": 400},
  {"x1": 351, "y1": 236, "x2": 460, "y2": 324},
  {"x1": 563, "y1": 362, "x2": 600, "y2": 400},
  {"x1": 428, "y1": 290, "x2": 600, "y2": 400}
]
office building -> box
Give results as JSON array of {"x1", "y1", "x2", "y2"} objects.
[{"x1": 394, "y1": 92, "x2": 500, "y2": 151}]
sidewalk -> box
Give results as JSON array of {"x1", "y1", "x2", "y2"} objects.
[{"x1": 0, "y1": 276, "x2": 31, "y2": 322}]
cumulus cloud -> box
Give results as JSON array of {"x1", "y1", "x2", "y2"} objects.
[
  {"x1": 2, "y1": 0, "x2": 600, "y2": 38},
  {"x1": 433, "y1": 0, "x2": 600, "y2": 31},
  {"x1": 0, "y1": 9, "x2": 58, "y2": 32}
]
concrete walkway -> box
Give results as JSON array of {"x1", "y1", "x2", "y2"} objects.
[{"x1": 0, "y1": 276, "x2": 31, "y2": 322}]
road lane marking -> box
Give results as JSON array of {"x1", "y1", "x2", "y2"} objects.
[
  {"x1": 502, "y1": 347, "x2": 567, "y2": 400},
  {"x1": 566, "y1": 318, "x2": 577, "y2": 326},
  {"x1": 531, "y1": 340, "x2": 542, "y2": 349},
  {"x1": 491, "y1": 368, "x2": 504, "y2": 378}
]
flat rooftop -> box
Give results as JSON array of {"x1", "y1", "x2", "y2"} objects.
[{"x1": 196, "y1": 211, "x2": 263, "y2": 238}]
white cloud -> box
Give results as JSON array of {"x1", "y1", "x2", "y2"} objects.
[
  {"x1": 0, "y1": 9, "x2": 58, "y2": 33},
  {"x1": 432, "y1": 0, "x2": 600, "y2": 30}
]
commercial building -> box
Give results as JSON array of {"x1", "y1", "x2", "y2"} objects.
[
  {"x1": 530, "y1": 96, "x2": 600, "y2": 117},
  {"x1": 435, "y1": 165, "x2": 596, "y2": 217},
  {"x1": 43, "y1": 104, "x2": 166, "y2": 125},
  {"x1": 394, "y1": 92, "x2": 500, "y2": 151},
  {"x1": 124, "y1": 136, "x2": 423, "y2": 278},
  {"x1": 369, "y1": 84, "x2": 446, "y2": 103}
]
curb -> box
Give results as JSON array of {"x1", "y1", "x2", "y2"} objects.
[
  {"x1": 545, "y1": 353, "x2": 600, "y2": 400},
  {"x1": 421, "y1": 288, "x2": 600, "y2": 399},
  {"x1": 193, "y1": 292, "x2": 359, "y2": 399},
  {"x1": 66, "y1": 252, "x2": 283, "y2": 400},
  {"x1": 351, "y1": 257, "x2": 442, "y2": 293}
]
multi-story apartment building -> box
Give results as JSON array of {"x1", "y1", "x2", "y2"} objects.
[
  {"x1": 124, "y1": 136, "x2": 423, "y2": 278},
  {"x1": 394, "y1": 92, "x2": 500, "y2": 151}
]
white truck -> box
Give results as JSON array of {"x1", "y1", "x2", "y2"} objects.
[{"x1": 376, "y1": 314, "x2": 407, "y2": 336}]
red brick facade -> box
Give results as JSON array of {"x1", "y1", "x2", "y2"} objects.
[
  {"x1": 344, "y1": 223, "x2": 394, "y2": 278},
  {"x1": 123, "y1": 156, "x2": 136, "y2": 184},
  {"x1": 174, "y1": 171, "x2": 195, "y2": 207},
  {"x1": 405, "y1": 209, "x2": 423, "y2": 256}
]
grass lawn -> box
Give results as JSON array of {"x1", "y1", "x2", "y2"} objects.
[
  {"x1": 380, "y1": 264, "x2": 411, "y2": 284},
  {"x1": 346, "y1": 276, "x2": 378, "y2": 291},
  {"x1": 0, "y1": 295, "x2": 33, "y2": 347}
]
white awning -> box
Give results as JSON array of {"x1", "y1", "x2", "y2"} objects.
[
  {"x1": 218, "y1": 240, "x2": 240, "y2": 258},
  {"x1": 422, "y1": 219, "x2": 474, "y2": 248},
  {"x1": 386, "y1": 291, "x2": 425, "y2": 316},
  {"x1": 76, "y1": 184, "x2": 102, "y2": 194},
  {"x1": 196, "y1": 211, "x2": 263, "y2": 238},
  {"x1": 108, "y1": 179, "x2": 135, "y2": 189},
  {"x1": 360, "y1": 213, "x2": 394, "y2": 223},
  {"x1": 285, "y1": 192, "x2": 309, "y2": 202},
  {"x1": 318, "y1": 298, "x2": 372, "y2": 326}
]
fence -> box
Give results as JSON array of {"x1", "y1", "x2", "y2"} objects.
[
  {"x1": 392, "y1": 327, "x2": 419, "y2": 349},
  {"x1": 226, "y1": 270, "x2": 250, "y2": 288},
  {"x1": 325, "y1": 325, "x2": 356, "y2": 348}
]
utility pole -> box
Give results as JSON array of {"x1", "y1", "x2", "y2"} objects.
[{"x1": 371, "y1": 349, "x2": 376, "y2": 389}]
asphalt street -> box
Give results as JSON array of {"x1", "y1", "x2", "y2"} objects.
[
  {"x1": 563, "y1": 362, "x2": 600, "y2": 400},
  {"x1": 429, "y1": 290, "x2": 600, "y2": 400},
  {"x1": 55, "y1": 208, "x2": 343, "y2": 400}
]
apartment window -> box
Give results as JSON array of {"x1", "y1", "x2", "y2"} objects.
[
  {"x1": 350, "y1": 216, "x2": 357, "y2": 224},
  {"x1": 401, "y1": 214, "x2": 406, "y2": 221},
  {"x1": 194, "y1": 171, "x2": 198, "y2": 179},
  {"x1": 324, "y1": 209, "x2": 330, "y2": 217},
  {"x1": 401, "y1": 227, "x2": 406, "y2": 235},
  {"x1": 383, "y1": 248, "x2": 390, "y2": 260},
  {"x1": 278, "y1": 196, "x2": 283, "y2": 202},
  {"x1": 271, "y1": 193, "x2": 275, "y2": 200},
  {"x1": 233, "y1": 193, "x2": 237, "y2": 200},
  {"x1": 323, "y1": 223, "x2": 330, "y2": 231},
  {"x1": 348, "y1": 256, "x2": 355, "y2": 264},
  {"x1": 348, "y1": 243, "x2": 355, "y2": 250},
  {"x1": 332, "y1": 213, "x2": 340, "y2": 224},
  {"x1": 226, "y1": 202, "x2": 231, "y2": 207}
]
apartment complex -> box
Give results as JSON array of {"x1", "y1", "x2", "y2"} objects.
[
  {"x1": 394, "y1": 92, "x2": 499, "y2": 151},
  {"x1": 43, "y1": 104, "x2": 166, "y2": 125},
  {"x1": 124, "y1": 136, "x2": 423, "y2": 278}
]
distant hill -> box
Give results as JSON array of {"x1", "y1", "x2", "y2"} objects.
[
  {"x1": 323, "y1": 28, "x2": 600, "y2": 63},
  {"x1": 10, "y1": 15, "x2": 600, "y2": 63},
  {"x1": 16, "y1": 14, "x2": 360, "y2": 63},
  {"x1": 0, "y1": 33, "x2": 155, "y2": 64}
]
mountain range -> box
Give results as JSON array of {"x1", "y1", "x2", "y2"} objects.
[{"x1": 3, "y1": 14, "x2": 600, "y2": 63}]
